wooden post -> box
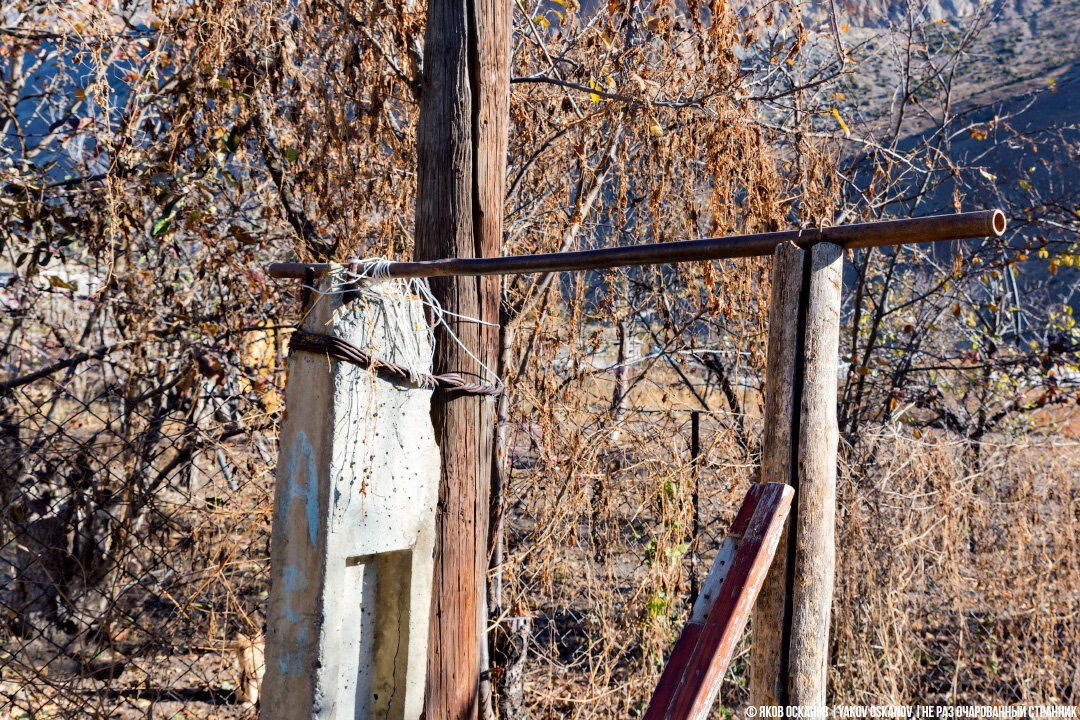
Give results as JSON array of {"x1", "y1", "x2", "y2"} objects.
[
  {"x1": 645, "y1": 483, "x2": 794, "y2": 720},
  {"x1": 788, "y1": 243, "x2": 842, "y2": 707},
  {"x1": 750, "y1": 241, "x2": 842, "y2": 710},
  {"x1": 689, "y1": 410, "x2": 701, "y2": 604},
  {"x1": 412, "y1": 0, "x2": 510, "y2": 714},
  {"x1": 750, "y1": 242, "x2": 805, "y2": 707}
]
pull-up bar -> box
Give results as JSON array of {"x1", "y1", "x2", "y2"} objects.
[{"x1": 267, "y1": 210, "x2": 1005, "y2": 280}]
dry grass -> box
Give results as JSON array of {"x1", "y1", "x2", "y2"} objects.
[
  {"x1": 833, "y1": 430, "x2": 1080, "y2": 706},
  {"x1": 503, "y1": 406, "x2": 1080, "y2": 717},
  {"x1": 4, "y1": 354, "x2": 1077, "y2": 719}
]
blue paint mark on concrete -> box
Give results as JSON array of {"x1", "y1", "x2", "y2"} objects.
[
  {"x1": 281, "y1": 565, "x2": 308, "y2": 623},
  {"x1": 273, "y1": 434, "x2": 320, "y2": 677},
  {"x1": 277, "y1": 566, "x2": 311, "y2": 676},
  {"x1": 277, "y1": 623, "x2": 309, "y2": 676},
  {"x1": 281, "y1": 430, "x2": 320, "y2": 548}
]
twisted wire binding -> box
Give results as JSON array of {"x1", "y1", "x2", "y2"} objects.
[
  {"x1": 289, "y1": 330, "x2": 502, "y2": 396},
  {"x1": 291, "y1": 257, "x2": 503, "y2": 396}
]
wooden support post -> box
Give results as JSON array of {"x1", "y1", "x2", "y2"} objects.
[
  {"x1": 750, "y1": 242, "x2": 842, "y2": 711},
  {"x1": 412, "y1": 0, "x2": 510, "y2": 714},
  {"x1": 690, "y1": 410, "x2": 701, "y2": 603},
  {"x1": 644, "y1": 483, "x2": 794, "y2": 720},
  {"x1": 788, "y1": 243, "x2": 842, "y2": 707},
  {"x1": 751, "y1": 242, "x2": 805, "y2": 707}
]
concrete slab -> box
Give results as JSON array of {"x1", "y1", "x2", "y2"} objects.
[{"x1": 263, "y1": 277, "x2": 439, "y2": 720}]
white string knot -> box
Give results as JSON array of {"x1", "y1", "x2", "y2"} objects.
[
  {"x1": 352, "y1": 257, "x2": 393, "y2": 281},
  {"x1": 302, "y1": 256, "x2": 502, "y2": 391}
]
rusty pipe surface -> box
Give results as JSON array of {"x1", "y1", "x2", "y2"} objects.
[{"x1": 267, "y1": 210, "x2": 1006, "y2": 280}]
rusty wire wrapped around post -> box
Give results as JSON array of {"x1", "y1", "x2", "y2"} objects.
[
  {"x1": 267, "y1": 210, "x2": 1006, "y2": 280},
  {"x1": 289, "y1": 330, "x2": 503, "y2": 396}
]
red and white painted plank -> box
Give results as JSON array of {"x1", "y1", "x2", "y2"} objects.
[{"x1": 643, "y1": 482, "x2": 794, "y2": 720}]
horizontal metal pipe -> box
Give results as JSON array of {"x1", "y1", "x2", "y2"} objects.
[{"x1": 267, "y1": 209, "x2": 1005, "y2": 280}]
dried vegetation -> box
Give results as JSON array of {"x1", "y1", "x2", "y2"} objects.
[{"x1": 1, "y1": 0, "x2": 1078, "y2": 717}]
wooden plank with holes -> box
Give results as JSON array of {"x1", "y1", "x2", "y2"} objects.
[
  {"x1": 645, "y1": 485, "x2": 766, "y2": 719},
  {"x1": 644, "y1": 483, "x2": 794, "y2": 720}
]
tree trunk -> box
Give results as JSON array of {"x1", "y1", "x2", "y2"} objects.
[{"x1": 413, "y1": 0, "x2": 510, "y2": 713}]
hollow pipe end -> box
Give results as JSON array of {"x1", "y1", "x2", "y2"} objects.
[{"x1": 990, "y1": 209, "x2": 1007, "y2": 236}]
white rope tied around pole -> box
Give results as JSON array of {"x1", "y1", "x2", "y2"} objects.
[
  {"x1": 354, "y1": 257, "x2": 393, "y2": 281},
  {"x1": 298, "y1": 257, "x2": 502, "y2": 393}
]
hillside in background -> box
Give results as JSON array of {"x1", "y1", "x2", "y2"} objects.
[
  {"x1": 820, "y1": 0, "x2": 1080, "y2": 303},
  {"x1": 834, "y1": 0, "x2": 1080, "y2": 133}
]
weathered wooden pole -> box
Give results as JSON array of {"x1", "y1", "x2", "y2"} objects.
[
  {"x1": 412, "y1": 0, "x2": 509, "y2": 712},
  {"x1": 788, "y1": 243, "x2": 842, "y2": 707},
  {"x1": 644, "y1": 483, "x2": 794, "y2": 720},
  {"x1": 751, "y1": 241, "x2": 842, "y2": 712},
  {"x1": 750, "y1": 242, "x2": 805, "y2": 708}
]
